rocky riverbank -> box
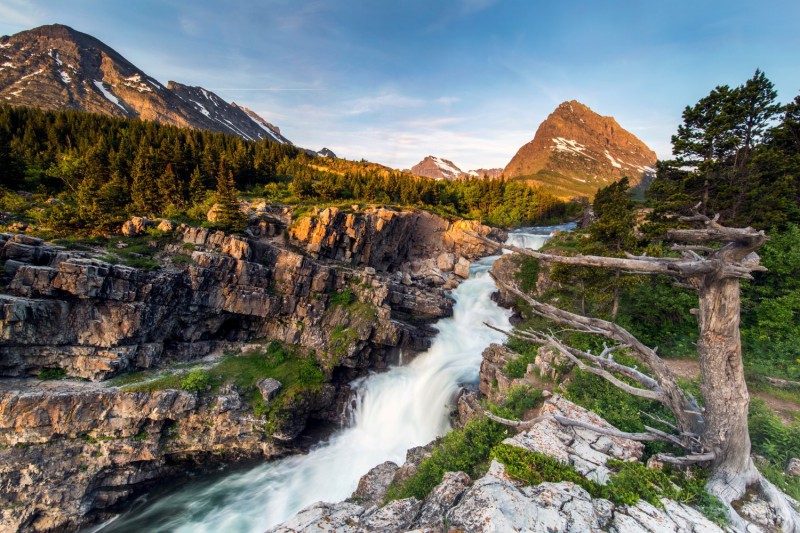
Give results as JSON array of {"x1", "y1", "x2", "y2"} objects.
[{"x1": 0, "y1": 206, "x2": 502, "y2": 532}]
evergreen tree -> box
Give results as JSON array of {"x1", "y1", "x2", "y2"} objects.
[{"x1": 213, "y1": 169, "x2": 246, "y2": 232}]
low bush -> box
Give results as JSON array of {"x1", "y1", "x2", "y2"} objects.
[
  {"x1": 385, "y1": 417, "x2": 509, "y2": 501},
  {"x1": 38, "y1": 367, "x2": 67, "y2": 380}
]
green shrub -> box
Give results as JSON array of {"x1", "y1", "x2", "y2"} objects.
[
  {"x1": 492, "y1": 443, "x2": 601, "y2": 495},
  {"x1": 503, "y1": 345, "x2": 538, "y2": 379},
  {"x1": 748, "y1": 400, "x2": 800, "y2": 500},
  {"x1": 180, "y1": 369, "x2": 213, "y2": 393},
  {"x1": 514, "y1": 256, "x2": 540, "y2": 293},
  {"x1": 328, "y1": 289, "x2": 355, "y2": 308},
  {"x1": 489, "y1": 385, "x2": 544, "y2": 420},
  {"x1": 386, "y1": 417, "x2": 509, "y2": 501},
  {"x1": 38, "y1": 368, "x2": 67, "y2": 380}
]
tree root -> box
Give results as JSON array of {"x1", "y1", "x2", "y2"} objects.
[{"x1": 706, "y1": 461, "x2": 799, "y2": 532}]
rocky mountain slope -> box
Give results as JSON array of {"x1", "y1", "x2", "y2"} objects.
[
  {"x1": 0, "y1": 24, "x2": 292, "y2": 144},
  {"x1": 408, "y1": 156, "x2": 503, "y2": 181},
  {"x1": 504, "y1": 100, "x2": 657, "y2": 199}
]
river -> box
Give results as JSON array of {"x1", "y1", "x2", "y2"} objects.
[{"x1": 95, "y1": 225, "x2": 565, "y2": 533}]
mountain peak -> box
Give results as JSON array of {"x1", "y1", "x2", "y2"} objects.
[
  {"x1": 504, "y1": 100, "x2": 656, "y2": 199},
  {"x1": 0, "y1": 24, "x2": 292, "y2": 145},
  {"x1": 410, "y1": 155, "x2": 463, "y2": 180}
]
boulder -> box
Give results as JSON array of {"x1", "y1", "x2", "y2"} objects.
[
  {"x1": 156, "y1": 219, "x2": 177, "y2": 232},
  {"x1": 351, "y1": 461, "x2": 399, "y2": 507},
  {"x1": 206, "y1": 204, "x2": 221, "y2": 223},
  {"x1": 436, "y1": 252, "x2": 456, "y2": 272},
  {"x1": 120, "y1": 217, "x2": 152, "y2": 237},
  {"x1": 454, "y1": 257, "x2": 470, "y2": 279},
  {"x1": 257, "y1": 378, "x2": 282, "y2": 402},
  {"x1": 788, "y1": 457, "x2": 800, "y2": 477}
]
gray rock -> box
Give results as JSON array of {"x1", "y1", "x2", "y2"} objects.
[
  {"x1": 414, "y1": 471, "x2": 471, "y2": 529},
  {"x1": 360, "y1": 497, "x2": 420, "y2": 531},
  {"x1": 257, "y1": 378, "x2": 282, "y2": 402},
  {"x1": 265, "y1": 501, "x2": 364, "y2": 533},
  {"x1": 788, "y1": 457, "x2": 800, "y2": 477},
  {"x1": 351, "y1": 460, "x2": 399, "y2": 507}
]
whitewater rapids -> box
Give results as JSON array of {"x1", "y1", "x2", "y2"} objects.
[{"x1": 98, "y1": 226, "x2": 562, "y2": 532}]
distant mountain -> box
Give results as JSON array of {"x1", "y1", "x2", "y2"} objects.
[
  {"x1": 409, "y1": 155, "x2": 463, "y2": 180},
  {"x1": 408, "y1": 157, "x2": 503, "y2": 181},
  {"x1": 466, "y1": 168, "x2": 504, "y2": 180},
  {"x1": 504, "y1": 100, "x2": 657, "y2": 199},
  {"x1": 0, "y1": 24, "x2": 292, "y2": 144},
  {"x1": 317, "y1": 147, "x2": 336, "y2": 158}
]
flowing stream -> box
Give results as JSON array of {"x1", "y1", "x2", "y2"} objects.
[{"x1": 97, "y1": 226, "x2": 565, "y2": 533}]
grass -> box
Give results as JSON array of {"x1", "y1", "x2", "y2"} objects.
[
  {"x1": 329, "y1": 325, "x2": 358, "y2": 359},
  {"x1": 748, "y1": 400, "x2": 800, "y2": 500},
  {"x1": 119, "y1": 341, "x2": 327, "y2": 432}
]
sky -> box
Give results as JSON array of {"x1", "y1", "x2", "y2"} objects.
[{"x1": 1, "y1": 0, "x2": 799, "y2": 171}]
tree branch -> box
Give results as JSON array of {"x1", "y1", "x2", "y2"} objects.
[
  {"x1": 488, "y1": 272, "x2": 706, "y2": 435},
  {"x1": 483, "y1": 409, "x2": 693, "y2": 447},
  {"x1": 651, "y1": 452, "x2": 715, "y2": 466},
  {"x1": 466, "y1": 232, "x2": 714, "y2": 278}
]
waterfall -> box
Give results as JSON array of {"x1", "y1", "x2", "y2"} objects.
[{"x1": 97, "y1": 226, "x2": 565, "y2": 533}]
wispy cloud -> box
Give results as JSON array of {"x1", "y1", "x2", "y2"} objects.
[
  {"x1": 0, "y1": 0, "x2": 42, "y2": 32},
  {"x1": 344, "y1": 92, "x2": 426, "y2": 116}
]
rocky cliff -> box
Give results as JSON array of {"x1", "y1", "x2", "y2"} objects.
[
  {"x1": 0, "y1": 203, "x2": 511, "y2": 531},
  {"x1": 0, "y1": 24, "x2": 292, "y2": 144},
  {"x1": 504, "y1": 100, "x2": 657, "y2": 199},
  {"x1": 290, "y1": 206, "x2": 506, "y2": 279}
]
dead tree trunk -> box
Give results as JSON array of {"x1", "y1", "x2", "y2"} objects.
[
  {"x1": 468, "y1": 209, "x2": 800, "y2": 531},
  {"x1": 697, "y1": 275, "x2": 760, "y2": 502}
]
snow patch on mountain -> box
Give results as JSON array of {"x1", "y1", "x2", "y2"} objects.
[
  {"x1": 604, "y1": 150, "x2": 622, "y2": 169},
  {"x1": 430, "y1": 156, "x2": 462, "y2": 178},
  {"x1": 92, "y1": 80, "x2": 126, "y2": 112}
]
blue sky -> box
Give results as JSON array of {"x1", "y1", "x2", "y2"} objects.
[{"x1": 2, "y1": 0, "x2": 799, "y2": 170}]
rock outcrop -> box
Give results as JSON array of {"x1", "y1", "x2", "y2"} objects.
[
  {"x1": 290, "y1": 206, "x2": 506, "y2": 275},
  {"x1": 0, "y1": 204, "x2": 492, "y2": 531},
  {"x1": 267, "y1": 397, "x2": 723, "y2": 533},
  {"x1": 504, "y1": 100, "x2": 657, "y2": 199},
  {"x1": 0, "y1": 378, "x2": 284, "y2": 532},
  {"x1": 0, "y1": 221, "x2": 454, "y2": 381}
]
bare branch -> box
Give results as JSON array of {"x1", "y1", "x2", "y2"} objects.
[
  {"x1": 651, "y1": 452, "x2": 715, "y2": 466},
  {"x1": 488, "y1": 273, "x2": 706, "y2": 434},
  {"x1": 483, "y1": 410, "x2": 694, "y2": 448},
  {"x1": 483, "y1": 411, "x2": 550, "y2": 428},
  {"x1": 639, "y1": 410, "x2": 679, "y2": 433},
  {"x1": 552, "y1": 415, "x2": 682, "y2": 444},
  {"x1": 465, "y1": 232, "x2": 714, "y2": 279},
  {"x1": 671, "y1": 244, "x2": 717, "y2": 253},
  {"x1": 548, "y1": 338, "x2": 667, "y2": 402},
  {"x1": 484, "y1": 322, "x2": 662, "y2": 393}
]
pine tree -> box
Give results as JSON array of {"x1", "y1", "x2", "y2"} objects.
[{"x1": 213, "y1": 169, "x2": 246, "y2": 232}]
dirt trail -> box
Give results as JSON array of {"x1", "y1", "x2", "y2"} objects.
[{"x1": 663, "y1": 358, "x2": 800, "y2": 425}]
